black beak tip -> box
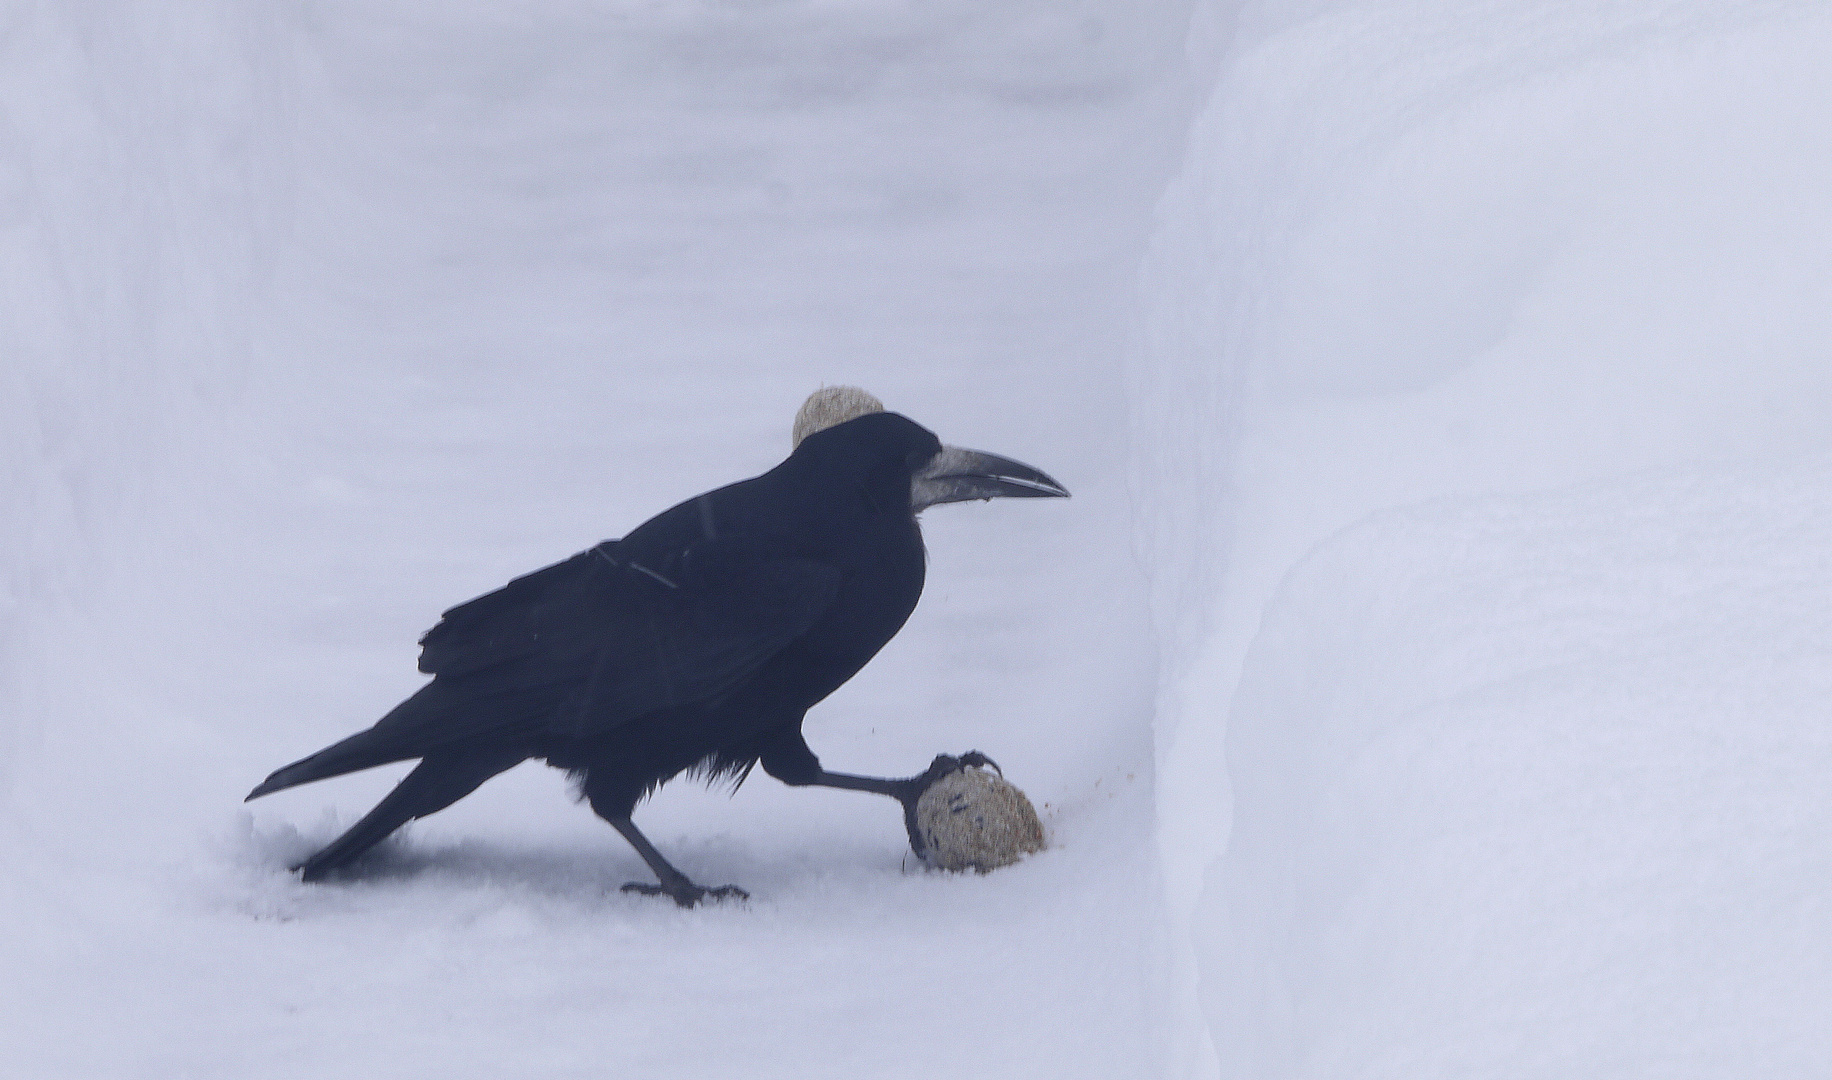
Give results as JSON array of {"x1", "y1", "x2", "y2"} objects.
[{"x1": 1009, "y1": 469, "x2": 1070, "y2": 499}]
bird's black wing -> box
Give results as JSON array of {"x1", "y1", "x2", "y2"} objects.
[
  {"x1": 549, "y1": 545, "x2": 843, "y2": 736},
  {"x1": 415, "y1": 545, "x2": 606, "y2": 679},
  {"x1": 402, "y1": 540, "x2": 842, "y2": 741},
  {"x1": 247, "y1": 539, "x2": 842, "y2": 800}
]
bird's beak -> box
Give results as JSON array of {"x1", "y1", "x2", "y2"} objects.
[{"x1": 911, "y1": 446, "x2": 1070, "y2": 512}]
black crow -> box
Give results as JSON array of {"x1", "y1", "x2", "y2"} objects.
[{"x1": 246, "y1": 391, "x2": 1068, "y2": 906}]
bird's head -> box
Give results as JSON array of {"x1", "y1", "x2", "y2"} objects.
[{"x1": 790, "y1": 386, "x2": 1069, "y2": 512}]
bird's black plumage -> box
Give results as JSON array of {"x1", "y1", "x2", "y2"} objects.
[{"x1": 247, "y1": 409, "x2": 1066, "y2": 905}]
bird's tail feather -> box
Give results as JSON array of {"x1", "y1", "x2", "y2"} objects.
[
  {"x1": 245, "y1": 681, "x2": 483, "y2": 801},
  {"x1": 294, "y1": 746, "x2": 525, "y2": 880},
  {"x1": 245, "y1": 727, "x2": 420, "y2": 801}
]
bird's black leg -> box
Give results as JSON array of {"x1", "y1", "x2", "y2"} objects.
[
  {"x1": 760, "y1": 734, "x2": 1002, "y2": 859},
  {"x1": 813, "y1": 754, "x2": 1001, "y2": 859},
  {"x1": 581, "y1": 777, "x2": 747, "y2": 907},
  {"x1": 603, "y1": 815, "x2": 748, "y2": 908}
]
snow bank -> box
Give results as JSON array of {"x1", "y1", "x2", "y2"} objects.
[
  {"x1": 0, "y1": 4, "x2": 284, "y2": 830},
  {"x1": 1134, "y1": 0, "x2": 1832, "y2": 1074},
  {"x1": 1216, "y1": 471, "x2": 1832, "y2": 1076}
]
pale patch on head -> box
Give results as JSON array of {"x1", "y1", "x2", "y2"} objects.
[{"x1": 792, "y1": 386, "x2": 885, "y2": 448}]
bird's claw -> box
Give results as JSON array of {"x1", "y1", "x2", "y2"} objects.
[
  {"x1": 917, "y1": 750, "x2": 1002, "y2": 783},
  {"x1": 621, "y1": 881, "x2": 749, "y2": 908},
  {"x1": 956, "y1": 750, "x2": 1001, "y2": 775}
]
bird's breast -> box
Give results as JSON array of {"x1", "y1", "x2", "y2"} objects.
[{"x1": 767, "y1": 534, "x2": 924, "y2": 709}]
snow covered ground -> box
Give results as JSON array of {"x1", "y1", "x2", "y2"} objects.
[
  {"x1": 9, "y1": 0, "x2": 1832, "y2": 1076},
  {"x1": 2, "y1": 3, "x2": 1194, "y2": 1077}
]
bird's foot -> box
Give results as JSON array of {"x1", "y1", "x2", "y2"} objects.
[
  {"x1": 914, "y1": 750, "x2": 1001, "y2": 786},
  {"x1": 897, "y1": 750, "x2": 1003, "y2": 860},
  {"x1": 620, "y1": 880, "x2": 749, "y2": 908}
]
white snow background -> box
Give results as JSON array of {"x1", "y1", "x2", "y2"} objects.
[
  {"x1": 6, "y1": 0, "x2": 1832, "y2": 1077},
  {"x1": 1135, "y1": 0, "x2": 1832, "y2": 1076}
]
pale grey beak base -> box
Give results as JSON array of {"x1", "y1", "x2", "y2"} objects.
[{"x1": 911, "y1": 445, "x2": 1071, "y2": 512}]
